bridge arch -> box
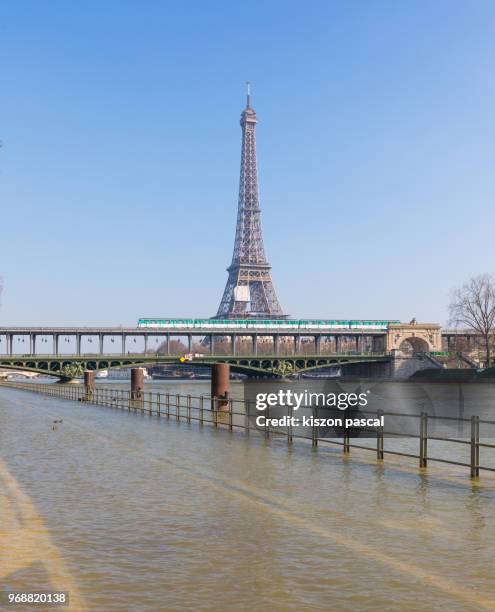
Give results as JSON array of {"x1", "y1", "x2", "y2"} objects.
[
  {"x1": 386, "y1": 322, "x2": 442, "y2": 353},
  {"x1": 0, "y1": 353, "x2": 390, "y2": 381},
  {"x1": 398, "y1": 337, "x2": 430, "y2": 354}
]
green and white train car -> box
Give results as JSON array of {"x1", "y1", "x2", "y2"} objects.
[{"x1": 137, "y1": 318, "x2": 399, "y2": 331}]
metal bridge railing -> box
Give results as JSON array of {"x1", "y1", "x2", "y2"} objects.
[{"x1": 1, "y1": 380, "x2": 493, "y2": 480}]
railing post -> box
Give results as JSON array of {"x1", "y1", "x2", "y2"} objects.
[
  {"x1": 377, "y1": 409, "x2": 384, "y2": 460},
  {"x1": 187, "y1": 394, "x2": 192, "y2": 423},
  {"x1": 245, "y1": 399, "x2": 251, "y2": 434},
  {"x1": 288, "y1": 404, "x2": 293, "y2": 445},
  {"x1": 312, "y1": 406, "x2": 317, "y2": 447},
  {"x1": 228, "y1": 398, "x2": 233, "y2": 431},
  {"x1": 419, "y1": 412, "x2": 428, "y2": 468},
  {"x1": 200, "y1": 395, "x2": 204, "y2": 425},
  {"x1": 176, "y1": 394, "x2": 180, "y2": 421},
  {"x1": 157, "y1": 393, "x2": 161, "y2": 417},
  {"x1": 343, "y1": 410, "x2": 350, "y2": 453},
  {"x1": 213, "y1": 398, "x2": 218, "y2": 427},
  {"x1": 343, "y1": 432, "x2": 350, "y2": 453},
  {"x1": 470, "y1": 415, "x2": 480, "y2": 478},
  {"x1": 166, "y1": 392, "x2": 170, "y2": 418},
  {"x1": 149, "y1": 392, "x2": 153, "y2": 416}
]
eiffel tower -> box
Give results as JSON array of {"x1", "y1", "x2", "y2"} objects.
[{"x1": 216, "y1": 85, "x2": 285, "y2": 319}]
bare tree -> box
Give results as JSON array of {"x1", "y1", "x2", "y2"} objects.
[{"x1": 449, "y1": 274, "x2": 495, "y2": 367}]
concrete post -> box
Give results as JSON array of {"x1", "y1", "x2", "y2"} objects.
[
  {"x1": 84, "y1": 370, "x2": 95, "y2": 400},
  {"x1": 335, "y1": 335, "x2": 340, "y2": 354},
  {"x1": 211, "y1": 363, "x2": 230, "y2": 411},
  {"x1": 232, "y1": 334, "x2": 237, "y2": 356},
  {"x1": 131, "y1": 367, "x2": 145, "y2": 400},
  {"x1": 76, "y1": 334, "x2": 81, "y2": 356},
  {"x1": 144, "y1": 335, "x2": 148, "y2": 355},
  {"x1": 315, "y1": 335, "x2": 321, "y2": 355},
  {"x1": 99, "y1": 334, "x2": 104, "y2": 355},
  {"x1": 187, "y1": 334, "x2": 192, "y2": 353},
  {"x1": 274, "y1": 335, "x2": 279, "y2": 356}
]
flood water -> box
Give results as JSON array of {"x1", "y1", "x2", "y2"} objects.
[{"x1": 1, "y1": 380, "x2": 495, "y2": 611}]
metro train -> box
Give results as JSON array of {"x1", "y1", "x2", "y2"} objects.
[{"x1": 137, "y1": 318, "x2": 399, "y2": 330}]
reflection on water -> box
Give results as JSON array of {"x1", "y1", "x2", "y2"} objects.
[{"x1": 1, "y1": 381, "x2": 495, "y2": 611}]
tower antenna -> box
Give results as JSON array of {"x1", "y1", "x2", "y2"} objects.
[{"x1": 246, "y1": 81, "x2": 251, "y2": 108}]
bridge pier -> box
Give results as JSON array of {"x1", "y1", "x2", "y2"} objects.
[
  {"x1": 211, "y1": 363, "x2": 230, "y2": 411},
  {"x1": 131, "y1": 368, "x2": 145, "y2": 401},
  {"x1": 84, "y1": 370, "x2": 95, "y2": 400}
]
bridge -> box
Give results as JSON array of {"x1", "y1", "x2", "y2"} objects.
[
  {"x1": 0, "y1": 352, "x2": 390, "y2": 380},
  {"x1": 0, "y1": 321, "x2": 487, "y2": 380},
  {"x1": 0, "y1": 321, "x2": 446, "y2": 356}
]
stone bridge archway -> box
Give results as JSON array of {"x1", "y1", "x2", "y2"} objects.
[{"x1": 386, "y1": 320, "x2": 442, "y2": 353}]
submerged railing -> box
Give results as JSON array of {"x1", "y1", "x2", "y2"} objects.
[{"x1": 1, "y1": 380, "x2": 495, "y2": 480}]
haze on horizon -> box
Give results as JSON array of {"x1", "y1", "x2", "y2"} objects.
[{"x1": 1, "y1": 0, "x2": 494, "y2": 327}]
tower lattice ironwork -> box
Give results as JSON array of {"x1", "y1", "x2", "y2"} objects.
[{"x1": 216, "y1": 85, "x2": 285, "y2": 319}]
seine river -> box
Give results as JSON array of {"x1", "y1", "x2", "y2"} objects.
[{"x1": 1, "y1": 380, "x2": 495, "y2": 611}]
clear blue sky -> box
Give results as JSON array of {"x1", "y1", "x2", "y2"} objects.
[{"x1": 1, "y1": 0, "x2": 494, "y2": 326}]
